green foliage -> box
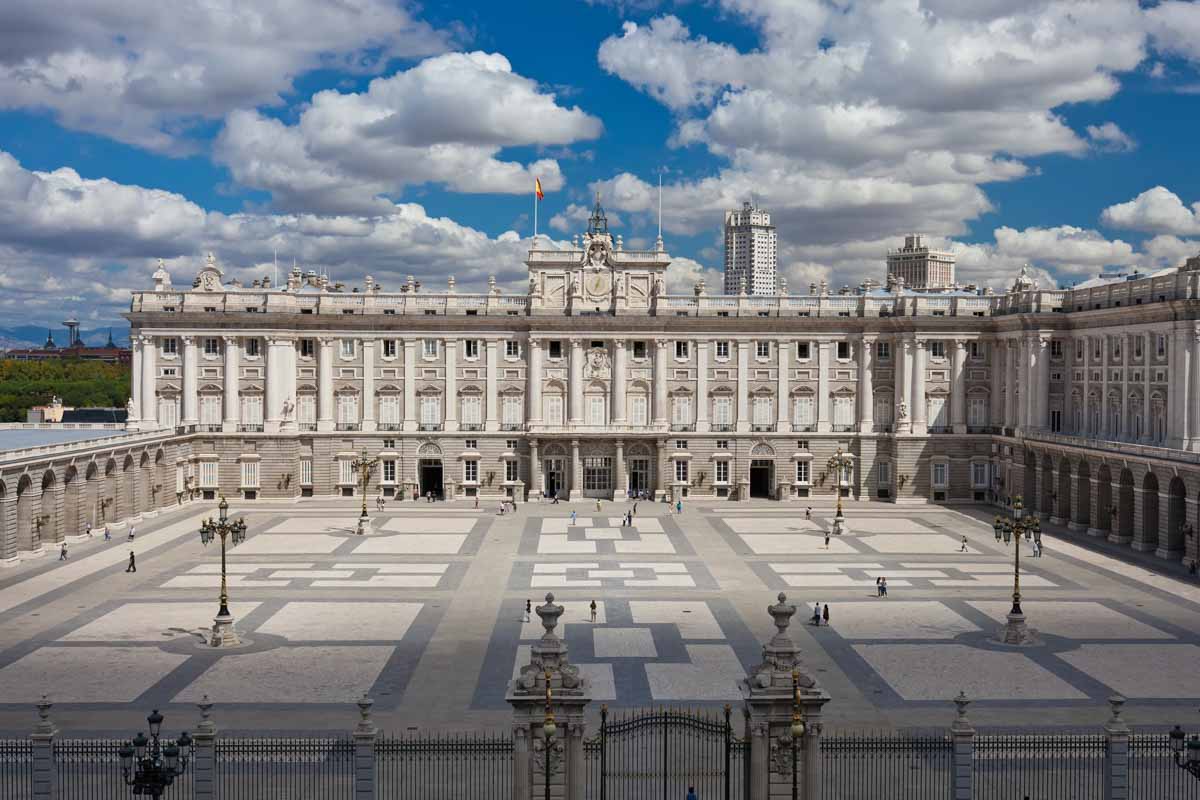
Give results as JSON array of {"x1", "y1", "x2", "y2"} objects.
[{"x1": 0, "y1": 359, "x2": 130, "y2": 422}]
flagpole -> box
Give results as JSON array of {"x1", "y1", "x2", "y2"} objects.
[{"x1": 533, "y1": 186, "x2": 538, "y2": 242}]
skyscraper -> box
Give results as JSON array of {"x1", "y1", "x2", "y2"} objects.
[
  {"x1": 886, "y1": 234, "x2": 956, "y2": 289},
  {"x1": 723, "y1": 201, "x2": 777, "y2": 295}
]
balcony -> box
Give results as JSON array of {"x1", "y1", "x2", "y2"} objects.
[
  {"x1": 198, "y1": 424, "x2": 223, "y2": 433},
  {"x1": 711, "y1": 424, "x2": 735, "y2": 433},
  {"x1": 460, "y1": 423, "x2": 483, "y2": 432},
  {"x1": 928, "y1": 425, "x2": 952, "y2": 434},
  {"x1": 751, "y1": 424, "x2": 776, "y2": 433},
  {"x1": 832, "y1": 424, "x2": 856, "y2": 433},
  {"x1": 966, "y1": 425, "x2": 994, "y2": 434},
  {"x1": 377, "y1": 423, "x2": 402, "y2": 431},
  {"x1": 873, "y1": 423, "x2": 893, "y2": 433},
  {"x1": 418, "y1": 423, "x2": 443, "y2": 432},
  {"x1": 670, "y1": 424, "x2": 695, "y2": 432},
  {"x1": 299, "y1": 423, "x2": 317, "y2": 432},
  {"x1": 501, "y1": 423, "x2": 524, "y2": 431},
  {"x1": 237, "y1": 424, "x2": 263, "y2": 433},
  {"x1": 792, "y1": 424, "x2": 816, "y2": 433},
  {"x1": 336, "y1": 423, "x2": 361, "y2": 432}
]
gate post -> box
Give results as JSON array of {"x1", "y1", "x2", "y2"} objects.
[
  {"x1": 951, "y1": 693, "x2": 974, "y2": 800},
  {"x1": 1104, "y1": 695, "x2": 1131, "y2": 800},
  {"x1": 507, "y1": 592, "x2": 592, "y2": 800},
  {"x1": 740, "y1": 593, "x2": 830, "y2": 800},
  {"x1": 192, "y1": 695, "x2": 217, "y2": 800},
  {"x1": 30, "y1": 696, "x2": 56, "y2": 800},
  {"x1": 352, "y1": 694, "x2": 377, "y2": 800}
]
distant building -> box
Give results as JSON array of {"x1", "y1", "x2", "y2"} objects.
[
  {"x1": 4, "y1": 326, "x2": 131, "y2": 364},
  {"x1": 886, "y1": 234, "x2": 956, "y2": 290},
  {"x1": 26, "y1": 396, "x2": 127, "y2": 424},
  {"x1": 723, "y1": 201, "x2": 777, "y2": 295}
]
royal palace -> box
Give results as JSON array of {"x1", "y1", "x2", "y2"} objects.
[{"x1": 4, "y1": 204, "x2": 1200, "y2": 569}]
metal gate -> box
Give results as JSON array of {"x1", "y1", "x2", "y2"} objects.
[{"x1": 587, "y1": 706, "x2": 744, "y2": 800}]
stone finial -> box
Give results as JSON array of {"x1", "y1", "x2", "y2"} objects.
[
  {"x1": 536, "y1": 592, "x2": 564, "y2": 640},
  {"x1": 768, "y1": 592, "x2": 796, "y2": 645},
  {"x1": 33, "y1": 695, "x2": 55, "y2": 737},
  {"x1": 355, "y1": 693, "x2": 377, "y2": 736},
  {"x1": 488, "y1": 275, "x2": 498, "y2": 295},
  {"x1": 615, "y1": 234, "x2": 623, "y2": 250},
  {"x1": 195, "y1": 694, "x2": 215, "y2": 735},
  {"x1": 951, "y1": 691, "x2": 973, "y2": 734},
  {"x1": 447, "y1": 275, "x2": 456, "y2": 293},
  {"x1": 1107, "y1": 695, "x2": 1125, "y2": 725}
]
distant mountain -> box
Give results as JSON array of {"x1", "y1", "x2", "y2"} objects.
[{"x1": 0, "y1": 324, "x2": 130, "y2": 350}]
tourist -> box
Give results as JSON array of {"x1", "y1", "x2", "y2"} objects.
[
  {"x1": 596, "y1": 498, "x2": 602, "y2": 512},
  {"x1": 875, "y1": 577, "x2": 882, "y2": 597},
  {"x1": 552, "y1": 493, "x2": 560, "y2": 505},
  {"x1": 474, "y1": 495, "x2": 479, "y2": 510},
  {"x1": 687, "y1": 787, "x2": 698, "y2": 800},
  {"x1": 570, "y1": 510, "x2": 577, "y2": 525},
  {"x1": 676, "y1": 499, "x2": 683, "y2": 514},
  {"x1": 960, "y1": 535, "x2": 969, "y2": 552},
  {"x1": 84, "y1": 522, "x2": 93, "y2": 538},
  {"x1": 125, "y1": 551, "x2": 136, "y2": 573},
  {"x1": 103, "y1": 527, "x2": 111, "y2": 541},
  {"x1": 806, "y1": 507, "x2": 812, "y2": 521},
  {"x1": 524, "y1": 599, "x2": 531, "y2": 623},
  {"x1": 811, "y1": 603, "x2": 821, "y2": 626},
  {"x1": 590, "y1": 600, "x2": 597, "y2": 623},
  {"x1": 498, "y1": 503, "x2": 504, "y2": 515},
  {"x1": 822, "y1": 603, "x2": 830, "y2": 626},
  {"x1": 59, "y1": 542, "x2": 68, "y2": 561},
  {"x1": 632, "y1": 502, "x2": 638, "y2": 517},
  {"x1": 881, "y1": 578, "x2": 888, "y2": 597},
  {"x1": 824, "y1": 533, "x2": 830, "y2": 549},
  {"x1": 127, "y1": 525, "x2": 136, "y2": 542}
]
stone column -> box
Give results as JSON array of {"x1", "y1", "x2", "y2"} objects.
[
  {"x1": 1004, "y1": 339, "x2": 1016, "y2": 431},
  {"x1": 858, "y1": 335, "x2": 875, "y2": 433},
  {"x1": 951, "y1": 693, "x2": 975, "y2": 800},
  {"x1": 191, "y1": 696, "x2": 216, "y2": 800},
  {"x1": 1104, "y1": 695, "x2": 1131, "y2": 800},
  {"x1": 318, "y1": 338, "x2": 335, "y2": 432},
  {"x1": 403, "y1": 339, "x2": 418, "y2": 432},
  {"x1": 1037, "y1": 335, "x2": 1051, "y2": 430},
  {"x1": 569, "y1": 339, "x2": 584, "y2": 425},
  {"x1": 1062, "y1": 335, "x2": 1073, "y2": 433},
  {"x1": 1191, "y1": 327, "x2": 1200, "y2": 451},
  {"x1": 352, "y1": 695, "x2": 378, "y2": 800},
  {"x1": 612, "y1": 340, "x2": 627, "y2": 424},
  {"x1": 951, "y1": 339, "x2": 967, "y2": 433},
  {"x1": 1, "y1": 495, "x2": 18, "y2": 566},
  {"x1": 776, "y1": 339, "x2": 789, "y2": 429},
  {"x1": 222, "y1": 336, "x2": 240, "y2": 432},
  {"x1": 1101, "y1": 335, "x2": 1111, "y2": 438},
  {"x1": 31, "y1": 697, "x2": 57, "y2": 800},
  {"x1": 265, "y1": 337, "x2": 284, "y2": 433},
  {"x1": 1172, "y1": 327, "x2": 1192, "y2": 448},
  {"x1": 361, "y1": 338, "x2": 377, "y2": 432},
  {"x1": 570, "y1": 440, "x2": 581, "y2": 498},
  {"x1": 614, "y1": 440, "x2": 626, "y2": 499},
  {"x1": 528, "y1": 339, "x2": 543, "y2": 426},
  {"x1": 1142, "y1": 332, "x2": 1152, "y2": 443},
  {"x1": 507, "y1": 594, "x2": 591, "y2": 800},
  {"x1": 655, "y1": 338, "x2": 670, "y2": 426},
  {"x1": 696, "y1": 340, "x2": 709, "y2": 432},
  {"x1": 486, "y1": 340, "x2": 500, "y2": 431},
  {"x1": 742, "y1": 593, "x2": 830, "y2": 800},
  {"x1": 442, "y1": 339, "x2": 457, "y2": 431},
  {"x1": 529, "y1": 439, "x2": 541, "y2": 499},
  {"x1": 816, "y1": 341, "x2": 831, "y2": 433},
  {"x1": 1120, "y1": 333, "x2": 1130, "y2": 440},
  {"x1": 1080, "y1": 335, "x2": 1091, "y2": 435},
  {"x1": 129, "y1": 336, "x2": 143, "y2": 426},
  {"x1": 911, "y1": 339, "x2": 927, "y2": 436},
  {"x1": 182, "y1": 335, "x2": 199, "y2": 425},
  {"x1": 141, "y1": 334, "x2": 158, "y2": 429},
  {"x1": 736, "y1": 340, "x2": 750, "y2": 432},
  {"x1": 989, "y1": 338, "x2": 1003, "y2": 428},
  {"x1": 895, "y1": 338, "x2": 909, "y2": 434}
]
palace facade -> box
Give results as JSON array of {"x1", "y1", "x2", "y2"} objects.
[{"x1": 3, "y1": 204, "x2": 1200, "y2": 567}]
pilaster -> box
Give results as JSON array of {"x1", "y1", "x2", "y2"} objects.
[
  {"x1": 361, "y1": 338, "x2": 377, "y2": 432},
  {"x1": 182, "y1": 335, "x2": 199, "y2": 425},
  {"x1": 441, "y1": 339, "x2": 456, "y2": 432},
  {"x1": 816, "y1": 341, "x2": 831, "y2": 434},
  {"x1": 221, "y1": 335, "x2": 240, "y2": 432},
  {"x1": 486, "y1": 339, "x2": 500, "y2": 431},
  {"x1": 858, "y1": 335, "x2": 875, "y2": 433},
  {"x1": 951, "y1": 339, "x2": 966, "y2": 433},
  {"x1": 317, "y1": 337, "x2": 335, "y2": 432}
]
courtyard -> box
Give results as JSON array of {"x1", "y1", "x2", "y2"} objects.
[{"x1": 0, "y1": 497, "x2": 1196, "y2": 736}]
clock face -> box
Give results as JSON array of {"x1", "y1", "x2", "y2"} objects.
[{"x1": 587, "y1": 270, "x2": 611, "y2": 298}]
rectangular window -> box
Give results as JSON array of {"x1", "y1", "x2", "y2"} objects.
[
  {"x1": 549, "y1": 340, "x2": 563, "y2": 359},
  {"x1": 243, "y1": 338, "x2": 260, "y2": 358},
  {"x1": 162, "y1": 338, "x2": 177, "y2": 356},
  {"x1": 204, "y1": 337, "x2": 220, "y2": 357},
  {"x1": 1157, "y1": 335, "x2": 1166, "y2": 358},
  {"x1": 506, "y1": 459, "x2": 519, "y2": 482},
  {"x1": 716, "y1": 440, "x2": 729, "y2": 449},
  {"x1": 928, "y1": 396, "x2": 948, "y2": 428},
  {"x1": 300, "y1": 339, "x2": 315, "y2": 358},
  {"x1": 874, "y1": 396, "x2": 893, "y2": 425},
  {"x1": 630, "y1": 395, "x2": 648, "y2": 426},
  {"x1": 588, "y1": 395, "x2": 606, "y2": 425},
  {"x1": 674, "y1": 460, "x2": 689, "y2": 483},
  {"x1": 423, "y1": 339, "x2": 439, "y2": 358},
  {"x1": 796, "y1": 342, "x2": 810, "y2": 360},
  {"x1": 837, "y1": 341, "x2": 850, "y2": 360},
  {"x1": 464, "y1": 340, "x2": 480, "y2": 359},
  {"x1": 756, "y1": 341, "x2": 770, "y2": 359},
  {"x1": 716, "y1": 341, "x2": 730, "y2": 359},
  {"x1": 970, "y1": 341, "x2": 984, "y2": 360},
  {"x1": 877, "y1": 461, "x2": 891, "y2": 489},
  {"x1": 1135, "y1": 338, "x2": 1143, "y2": 358},
  {"x1": 1050, "y1": 340, "x2": 1063, "y2": 359},
  {"x1": 241, "y1": 395, "x2": 263, "y2": 426},
  {"x1": 674, "y1": 439, "x2": 688, "y2": 450},
  {"x1": 753, "y1": 396, "x2": 772, "y2": 426},
  {"x1": 464, "y1": 460, "x2": 478, "y2": 483},
  {"x1": 240, "y1": 460, "x2": 259, "y2": 489},
  {"x1": 461, "y1": 395, "x2": 482, "y2": 425},
  {"x1": 795, "y1": 461, "x2": 810, "y2": 483},
  {"x1": 158, "y1": 398, "x2": 178, "y2": 428},
  {"x1": 793, "y1": 396, "x2": 815, "y2": 427},
  {"x1": 337, "y1": 394, "x2": 358, "y2": 425},
  {"x1": 300, "y1": 459, "x2": 312, "y2": 486},
  {"x1": 545, "y1": 394, "x2": 564, "y2": 425},
  {"x1": 929, "y1": 341, "x2": 945, "y2": 359},
  {"x1": 672, "y1": 396, "x2": 692, "y2": 426},
  {"x1": 298, "y1": 395, "x2": 316, "y2": 426},
  {"x1": 382, "y1": 460, "x2": 396, "y2": 483},
  {"x1": 675, "y1": 341, "x2": 690, "y2": 359},
  {"x1": 379, "y1": 395, "x2": 400, "y2": 426},
  {"x1": 200, "y1": 396, "x2": 222, "y2": 427},
  {"x1": 968, "y1": 397, "x2": 987, "y2": 428},
  {"x1": 420, "y1": 396, "x2": 440, "y2": 425},
  {"x1": 633, "y1": 341, "x2": 647, "y2": 359},
  {"x1": 833, "y1": 396, "x2": 854, "y2": 428},
  {"x1": 199, "y1": 461, "x2": 218, "y2": 488},
  {"x1": 715, "y1": 460, "x2": 729, "y2": 483},
  {"x1": 713, "y1": 396, "x2": 733, "y2": 426},
  {"x1": 382, "y1": 339, "x2": 397, "y2": 358},
  {"x1": 876, "y1": 341, "x2": 890, "y2": 360},
  {"x1": 1076, "y1": 340, "x2": 1085, "y2": 360},
  {"x1": 971, "y1": 463, "x2": 988, "y2": 488},
  {"x1": 506, "y1": 340, "x2": 520, "y2": 358},
  {"x1": 339, "y1": 459, "x2": 354, "y2": 485},
  {"x1": 340, "y1": 339, "x2": 355, "y2": 358},
  {"x1": 932, "y1": 463, "x2": 947, "y2": 487},
  {"x1": 503, "y1": 395, "x2": 523, "y2": 426}
]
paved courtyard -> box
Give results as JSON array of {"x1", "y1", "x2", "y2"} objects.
[{"x1": 0, "y1": 497, "x2": 1197, "y2": 735}]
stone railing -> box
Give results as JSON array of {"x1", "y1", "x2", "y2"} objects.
[
  {"x1": 0, "y1": 427, "x2": 184, "y2": 466},
  {"x1": 1020, "y1": 429, "x2": 1200, "y2": 466}
]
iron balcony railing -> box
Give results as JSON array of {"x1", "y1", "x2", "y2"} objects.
[
  {"x1": 377, "y1": 423, "x2": 401, "y2": 431},
  {"x1": 711, "y1": 423, "x2": 735, "y2": 432},
  {"x1": 832, "y1": 424, "x2": 856, "y2": 432},
  {"x1": 670, "y1": 424, "x2": 695, "y2": 432},
  {"x1": 419, "y1": 423, "x2": 443, "y2": 432},
  {"x1": 198, "y1": 424, "x2": 223, "y2": 432},
  {"x1": 874, "y1": 423, "x2": 893, "y2": 433},
  {"x1": 793, "y1": 423, "x2": 816, "y2": 432},
  {"x1": 751, "y1": 424, "x2": 775, "y2": 432},
  {"x1": 298, "y1": 423, "x2": 317, "y2": 431},
  {"x1": 928, "y1": 425, "x2": 952, "y2": 434},
  {"x1": 335, "y1": 423, "x2": 360, "y2": 431},
  {"x1": 237, "y1": 424, "x2": 263, "y2": 433},
  {"x1": 460, "y1": 423, "x2": 483, "y2": 432},
  {"x1": 501, "y1": 423, "x2": 524, "y2": 431}
]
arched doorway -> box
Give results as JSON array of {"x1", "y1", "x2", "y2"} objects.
[
  {"x1": 1075, "y1": 460, "x2": 1091, "y2": 529},
  {"x1": 626, "y1": 443, "x2": 653, "y2": 498},
  {"x1": 154, "y1": 450, "x2": 167, "y2": 510},
  {"x1": 1141, "y1": 472, "x2": 1160, "y2": 551},
  {"x1": 1117, "y1": 468, "x2": 1135, "y2": 542},
  {"x1": 63, "y1": 466, "x2": 81, "y2": 538},
  {"x1": 1040, "y1": 452, "x2": 1054, "y2": 514},
  {"x1": 1056, "y1": 458, "x2": 1072, "y2": 523},
  {"x1": 84, "y1": 461, "x2": 100, "y2": 529},
  {"x1": 417, "y1": 443, "x2": 444, "y2": 499},
  {"x1": 581, "y1": 444, "x2": 614, "y2": 499},
  {"x1": 40, "y1": 470, "x2": 59, "y2": 545},
  {"x1": 749, "y1": 443, "x2": 775, "y2": 499},
  {"x1": 102, "y1": 459, "x2": 117, "y2": 524},
  {"x1": 15, "y1": 474, "x2": 34, "y2": 554},
  {"x1": 1023, "y1": 450, "x2": 1036, "y2": 506},
  {"x1": 138, "y1": 452, "x2": 151, "y2": 513},
  {"x1": 541, "y1": 443, "x2": 566, "y2": 500},
  {"x1": 1165, "y1": 476, "x2": 1186, "y2": 557}
]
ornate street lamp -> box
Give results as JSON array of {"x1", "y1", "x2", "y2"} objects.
[
  {"x1": 826, "y1": 448, "x2": 854, "y2": 536},
  {"x1": 1169, "y1": 726, "x2": 1200, "y2": 781},
  {"x1": 199, "y1": 496, "x2": 247, "y2": 647},
  {"x1": 351, "y1": 450, "x2": 379, "y2": 533},
  {"x1": 790, "y1": 668, "x2": 807, "y2": 800},
  {"x1": 118, "y1": 709, "x2": 191, "y2": 798},
  {"x1": 995, "y1": 495, "x2": 1040, "y2": 646},
  {"x1": 535, "y1": 669, "x2": 564, "y2": 800}
]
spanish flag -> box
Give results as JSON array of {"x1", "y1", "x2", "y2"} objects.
[{"x1": 535, "y1": 178, "x2": 544, "y2": 201}]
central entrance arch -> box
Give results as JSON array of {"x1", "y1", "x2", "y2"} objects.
[
  {"x1": 749, "y1": 443, "x2": 775, "y2": 499},
  {"x1": 417, "y1": 443, "x2": 444, "y2": 499}
]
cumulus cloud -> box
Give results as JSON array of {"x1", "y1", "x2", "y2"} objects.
[
  {"x1": 1101, "y1": 186, "x2": 1200, "y2": 236},
  {"x1": 549, "y1": 203, "x2": 623, "y2": 233},
  {"x1": 215, "y1": 52, "x2": 602, "y2": 213},
  {"x1": 0, "y1": 0, "x2": 451, "y2": 153},
  {"x1": 1086, "y1": 122, "x2": 1137, "y2": 152}
]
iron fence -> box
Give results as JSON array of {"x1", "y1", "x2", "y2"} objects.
[
  {"x1": 1130, "y1": 734, "x2": 1200, "y2": 799},
  {"x1": 0, "y1": 739, "x2": 33, "y2": 800},
  {"x1": 820, "y1": 732, "x2": 953, "y2": 800},
  {"x1": 55, "y1": 739, "x2": 193, "y2": 800},
  {"x1": 376, "y1": 731, "x2": 511, "y2": 799},
  {"x1": 213, "y1": 737, "x2": 354, "y2": 800},
  {"x1": 973, "y1": 733, "x2": 1106, "y2": 800}
]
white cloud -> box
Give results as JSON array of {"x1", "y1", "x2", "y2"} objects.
[
  {"x1": 1146, "y1": 1, "x2": 1200, "y2": 63},
  {"x1": 0, "y1": 0, "x2": 450, "y2": 153},
  {"x1": 1086, "y1": 122, "x2": 1136, "y2": 153},
  {"x1": 1101, "y1": 186, "x2": 1200, "y2": 236},
  {"x1": 549, "y1": 203, "x2": 623, "y2": 234},
  {"x1": 215, "y1": 52, "x2": 602, "y2": 213}
]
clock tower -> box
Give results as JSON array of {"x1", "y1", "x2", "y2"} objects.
[{"x1": 526, "y1": 194, "x2": 671, "y2": 315}]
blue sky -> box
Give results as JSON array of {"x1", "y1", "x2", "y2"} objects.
[{"x1": 0, "y1": 0, "x2": 1199, "y2": 329}]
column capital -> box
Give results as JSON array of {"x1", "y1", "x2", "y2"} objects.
[
  {"x1": 954, "y1": 338, "x2": 967, "y2": 349},
  {"x1": 318, "y1": 336, "x2": 335, "y2": 346},
  {"x1": 860, "y1": 334, "x2": 876, "y2": 345},
  {"x1": 656, "y1": 338, "x2": 670, "y2": 349},
  {"x1": 570, "y1": 338, "x2": 584, "y2": 348},
  {"x1": 222, "y1": 335, "x2": 238, "y2": 346},
  {"x1": 181, "y1": 334, "x2": 195, "y2": 345},
  {"x1": 529, "y1": 338, "x2": 542, "y2": 350},
  {"x1": 614, "y1": 339, "x2": 626, "y2": 351}
]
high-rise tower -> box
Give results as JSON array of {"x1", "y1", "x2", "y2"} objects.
[
  {"x1": 886, "y1": 234, "x2": 956, "y2": 289},
  {"x1": 723, "y1": 201, "x2": 777, "y2": 295}
]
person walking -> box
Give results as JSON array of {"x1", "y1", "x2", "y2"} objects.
[
  {"x1": 632, "y1": 501, "x2": 638, "y2": 517},
  {"x1": 59, "y1": 542, "x2": 68, "y2": 561},
  {"x1": 959, "y1": 535, "x2": 969, "y2": 553},
  {"x1": 880, "y1": 577, "x2": 888, "y2": 597},
  {"x1": 875, "y1": 576, "x2": 882, "y2": 597},
  {"x1": 570, "y1": 510, "x2": 577, "y2": 526},
  {"x1": 127, "y1": 525, "x2": 136, "y2": 543},
  {"x1": 125, "y1": 551, "x2": 136, "y2": 573},
  {"x1": 103, "y1": 526, "x2": 111, "y2": 541},
  {"x1": 811, "y1": 602, "x2": 821, "y2": 626},
  {"x1": 824, "y1": 533, "x2": 831, "y2": 549},
  {"x1": 474, "y1": 495, "x2": 480, "y2": 510},
  {"x1": 375, "y1": 494, "x2": 384, "y2": 512},
  {"x1": 822, "y1": 603, "x2": 830, "y2": 626},
  {"x1": 84, "y1": 522, "x2": 93, "y2": 538},
  {"x1": 552, "y1": 492, "x2": 560, "y2": 504},
  {"x1": 596, "y1": 498, "x2": 602, "y2": 512},
  {"x1": 524, "y1": 599, "x2": 531, "y2": 623},
  {"x1": 590, "y1": 600, "x2": 597, "y2": 623},
  {"x1": 805, "y1": 507, "x2": 812, "y2": 521},
  {"x1": 687, "y1": 787, "x2": 698, "y2": 800},
  {"x1": 676, "y1": 499, "x2": 683, "y2": 514}
]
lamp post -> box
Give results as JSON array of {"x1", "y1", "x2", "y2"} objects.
[
  {"x1": 790, "y1": 667, "x2": 807, "y2": 800},
  {"x1": 118, "y1": 709, "x2": 191, "y2": 798},
  {"x1": 535, "y1": 669, "x2": 564, "y2": 800},
  {"x1": 351, "y1": 450, "x2": 378, "y2": 533},
  {"x1": 995, "y1": 495, "x2": 1041, "y2": 645},
  {"x1": 199, "y1": 496, "x2": 247, "y2": 647},
  {"x1": 826, "y1": 448, "x2": 853, "y2": 536},
  {"x1": 1169, "y1": 725, "x2": 1200, "y2": 781}
]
